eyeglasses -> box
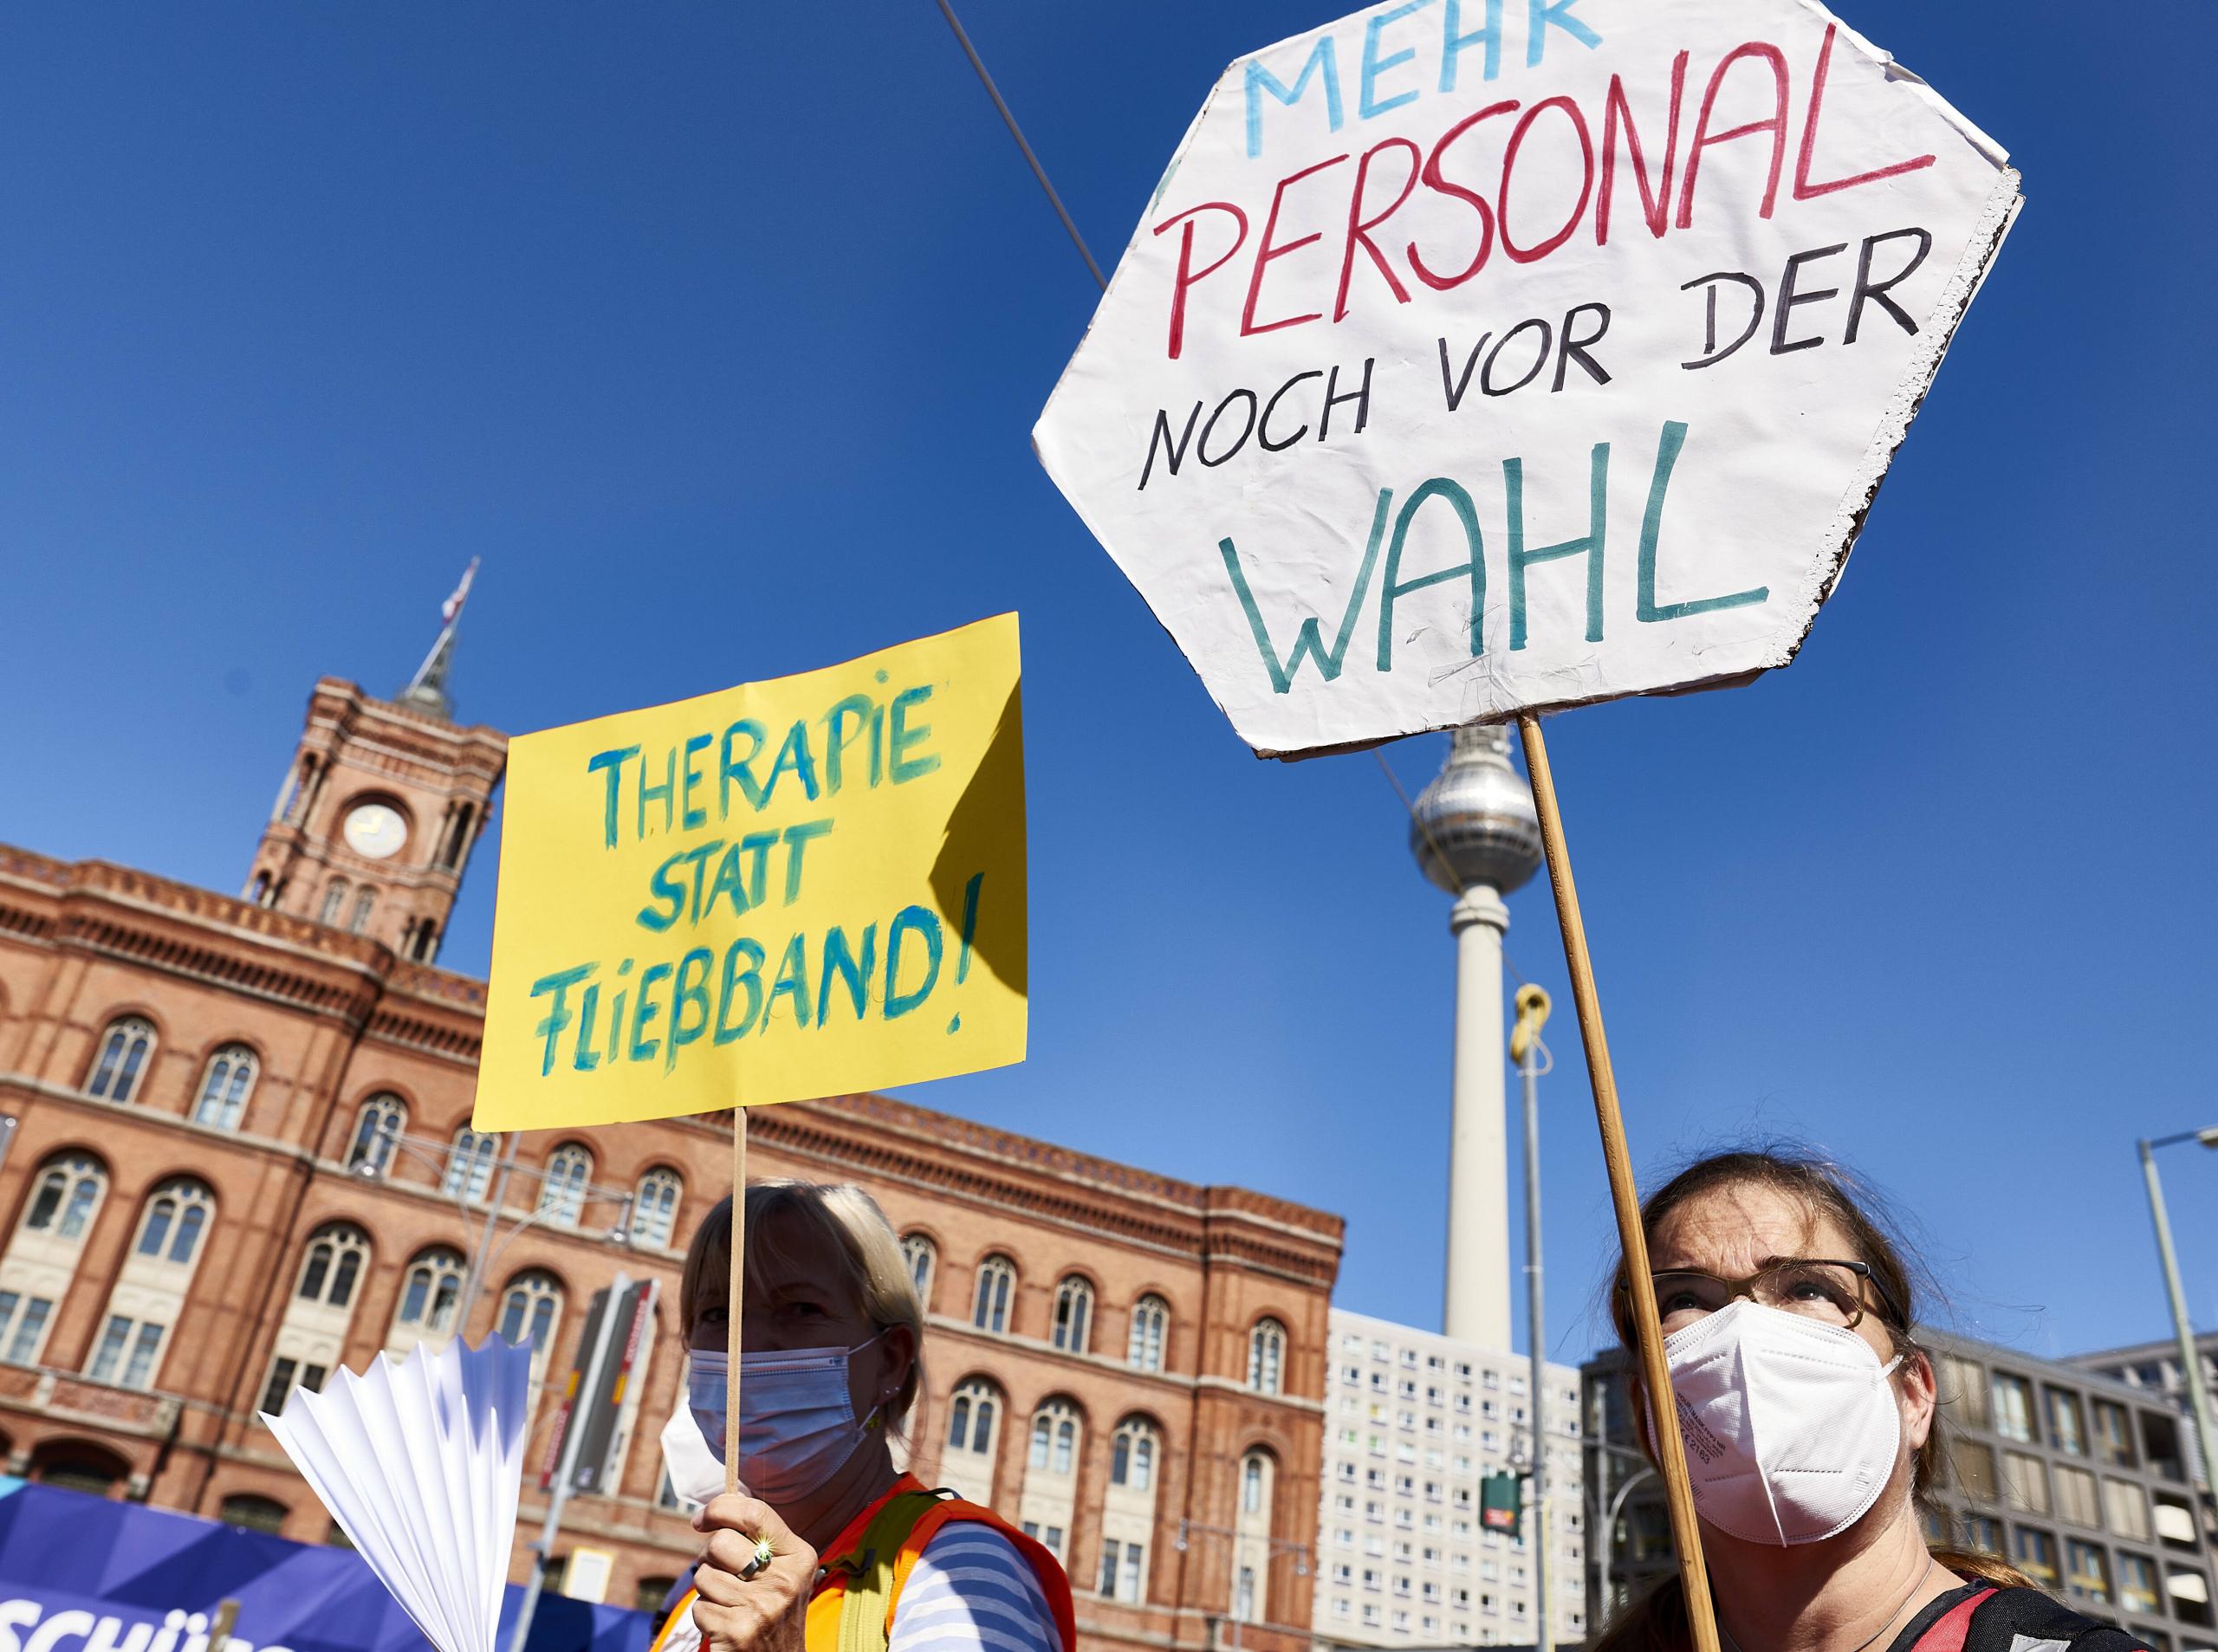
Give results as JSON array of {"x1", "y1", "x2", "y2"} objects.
[{"x1": 1631, "y1": 1259, "x2": 1903, "y2": 1335}]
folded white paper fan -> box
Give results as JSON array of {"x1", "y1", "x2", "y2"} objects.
[{"x1": 263, "y1": 1337, "x2": 533, "y2": 1652}]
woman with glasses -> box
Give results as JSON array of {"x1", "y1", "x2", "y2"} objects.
[{"x1": 1593, "y1": 1149, "x2": 2150, "y2": 1652}]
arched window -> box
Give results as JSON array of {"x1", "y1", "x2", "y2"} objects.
[
  {"x1": 1051, "y1": 1277, "x2": 1093, "y2": 1354},
  {"x1": 1112, "y1": 1418, "x2": 1158, "y2": 1491},
  {"x1": 972, "y1": 1255, "x2": 1015, "y2": 1334},
  {"x1": 262, "y1": 1222, "x2": 368, "y2": 1415},
  {"x1": 1127, "y1": 1294, "x2": 1169, "y2": 1373},
  {"x1": 390, "y1": 1247, "x2": 465, "y2": 1346},
  {"x1": 900, "y1": 1234, "x2": 936, "y2": 1304},
  {"x1": 942, "y1": 1377, "x2": 1002, "y2": 1506},
  {"x1": 499, "y1": 1270, "x2": 563, "y2": 1357},
  {"x1": 1028, "y1": 1398, "x2": 1080, "y2": 1476},
  {"x1": 1234, "y1": 1449, "x2": 1277, "y2": 1623},
  {"x1": 23, "y1": 1154, "x2": 105, "y2": 1241},
  {"x1": 133, "y1": 1179, "x2": 213, "y2": 1266},
  {"x1": 220, "y1": 1493, "x2": 289, "y2": 1535},
  {"x1": 295, "y1": 1223, "x2": 369, "y2": 1309},
  {"x1": 348, "y1": 887, "x2": 377, "y2": 935},
  {"x1": 192, "y1": 1045, "x2": 258, "y2": 1130},
  {"x1": 947, "y1": 1378, "x2": 998, "y2": 1453},
  {"x1": 630, "y1": 1168, "x2": 682, "y2": 1247},
  {"x1": 1101, "y1": 1415, "x2": 1161, "y2": 1604},
  {"x1": 85, "y1": 1018, "x2": 155, "y2": 1103},
  {"x1": 1020, "y1": 1397, "x2": 1083, "y2": 1566},
  {"x1": 319, "y1": 879, "x2": 348, "y2": 926},
  {"x1": 89, "y1": 1178, "x2": 214, "y2": 1392},
  {"x1": 1248, "y1": 1318, "x2": 1287, "y2": 1396},
  {"x1": 537, "y1": 1143, "x2": 592, "y2": 1227},
  {"x1": 0, "y1": 1153, "x2": 107, "y2": 1365},
  {"x1": 346, "y1": 1094, "x2": 405, "y2": 1176},
  {"x1": 442, "y1": 1129, "x2": 500, "y2": 1202},
  {"x1": 29, "y1": 1441, "x2": 127, "y2": 1498}
]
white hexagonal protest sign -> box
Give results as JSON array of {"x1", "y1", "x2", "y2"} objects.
[{"x1": 1034, "y1": 0, "x2": 2019, "y2": 757}]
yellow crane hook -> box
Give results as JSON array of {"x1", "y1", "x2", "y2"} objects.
[{"x1": 1509, "y1": 983, "x2": 1551, "y2": 1063}]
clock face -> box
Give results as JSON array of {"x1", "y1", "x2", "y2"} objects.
[{"x1": 343, "y1": 802, "x2": 409, "y2": 860}]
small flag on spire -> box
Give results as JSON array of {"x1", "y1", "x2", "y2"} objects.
[{"x1": 441, "y1": 558, "x2": 479, "y2": 626}]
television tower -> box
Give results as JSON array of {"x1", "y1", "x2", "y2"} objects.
[{"x1": 1409, "y1": 724, "x2": 1543, "y2": 1347}]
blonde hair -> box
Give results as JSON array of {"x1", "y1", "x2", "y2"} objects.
[{"x1": 679, "y1": 1178, "x2": 926, "y2": 1431}]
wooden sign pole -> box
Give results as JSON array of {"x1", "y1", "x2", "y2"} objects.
[
  {"x1": 725, "y1": 1107, "x2": 748, "y2": 1498},
  {"x1": 1514, "y1": 713, "x2": 1720, "y2": 1652}
]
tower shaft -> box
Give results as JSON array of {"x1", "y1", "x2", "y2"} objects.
[{"x1": 1444, "y1": 883, "x2": 1513, "y2": 1348}]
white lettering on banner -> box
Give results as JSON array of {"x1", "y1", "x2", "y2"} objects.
[
  {"x1": 1034, "y1": 0, "x2": 2020, "y2": 757},
  {"x1": 0, "y1": 1601, "x2": 288, "y2": 1652}
]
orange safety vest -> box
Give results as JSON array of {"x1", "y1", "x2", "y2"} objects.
[{"x1": 650, "y1": 1476, "x2": 1076, "y2": 1652}]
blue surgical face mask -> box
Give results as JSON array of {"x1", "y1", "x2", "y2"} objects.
[{"x1": 685, "y1": 1332, "x2": 889, "y2": 1505}]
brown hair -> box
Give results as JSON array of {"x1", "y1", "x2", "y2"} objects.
[
  {"x1": 1592, "y1": 1150, "x2": 2031, "y2": 1652},
  {"x1": 679, "y1": 1179, "x2": 926, "y2": 1433}
]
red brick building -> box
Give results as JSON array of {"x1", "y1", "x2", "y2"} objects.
[{"x1": 0, "y1": 655, "x2": 1342, "y2": 1652}]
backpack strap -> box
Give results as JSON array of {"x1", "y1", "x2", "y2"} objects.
[
  {"x1": 1907, "y1": 1588, "x2": 1996, "y2": 1652},
  {"x1": 819, "y1": 1485, "x2": 955, "y2": 1652}
]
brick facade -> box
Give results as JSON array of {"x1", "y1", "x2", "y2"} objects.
[{"x1": 0, "y1": 673, "x2": 1342, "y2": 1652}]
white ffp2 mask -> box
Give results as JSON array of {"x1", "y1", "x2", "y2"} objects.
[
  {"x1": 1654, "y1": 1298, "x2": 1906, "y2": 1545},
  {"x1": 659, "y1": 1401, "x2": 728, "y2": 1507}
]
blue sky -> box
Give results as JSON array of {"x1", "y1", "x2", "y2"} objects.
[{"x1": 0, "y1": 1, "x2": 2211, "y2": 1367}]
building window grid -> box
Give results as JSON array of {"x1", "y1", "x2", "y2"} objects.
[
  {"x1": 86, "y1": 1018, "x2": 155, "y2": 1103},
  {"x1": 1249, "y1": 1318, "x2": 1286, "y2": 1395},
  {"x1": 946, "y1": 1378, "x2": 998, "y2": 1454},
  {"x1": 295, "y1": 1225, "x2": 367, "y2": 1309},
  {"x1": 1128, "y1": 1294, "x2": 1169, "y2": 1372},
  {"x1": 442, "y1": 1129, "x2": 500, "y2": 1202},
  {"x1": 1992, "y1": 1372, "x2": 2038, "y2": 1443},
  {"x1": 1028, "y1": 1401, "x2": 1079, "y2": 1476},
  {"x1": 972, "y1": 1256, "x2": 1015, "y2": 1334},
  {"x1": 133, "y1": 1180, "x2": 212, "y2": 1266},
  {"x1": 900, "y1": 1234, "x2": 936, "y2": 1301},
  {"x1": 630, "y1": 1167, "x2": 683, "y2": 1247},
  {"x1": 536, "y1": 1143, "x2": 592, "y2": 1227},
  {"x1": 393, "y1": 1247, "x2": 465, "y2": 1338},
  {"x1": 192, "y1": 1045, "x2": 257, "y2": 1130},
  {"x1": 1051, "y1": 1278, "x2": 1093, "y2": 1354},
  {"x1": 347, "y1": 1095, "x2": 406, "y2": 1176},
  {"x1": 1111, "y1": 1420, "x2": 1156, "y2": 1491}
]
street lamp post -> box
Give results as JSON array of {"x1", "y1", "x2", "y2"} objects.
[
  {"x1": 1596, "y1": 1467, "x2": 1657, "y2": 1621},
  {"x1": 2138, "y1": 1128, "x2": 2218, "y2": 1505},
  {"x1": 364, "y1": 1127, "x2": 637, "y2": 1331},
  {"x1": 1175, "y1": 1519, "x2": 1308, "y2": 1652},
  {"x1": 1510, "y1": 986, "x2": 1553, "y2": 1652}
]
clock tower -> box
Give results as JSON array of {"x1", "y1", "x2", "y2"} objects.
[{"x1": 244, "y1": 569, "x2": 507, "y2": 964}]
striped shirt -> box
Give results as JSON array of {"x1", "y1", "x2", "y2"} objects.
[
  {"x1": 886, "y1": 1526, "x2": 1060, "y2": 1652},
  {"x1": 658, "y1": 1524, "x2": 1059, "y2": 1652}
]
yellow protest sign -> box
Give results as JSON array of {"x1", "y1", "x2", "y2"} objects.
[{"x1": 473, "y1": 613, "x2": 1025, "y2": 1130}]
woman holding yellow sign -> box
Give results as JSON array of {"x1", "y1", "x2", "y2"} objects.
[
  {"x1": 1594, "y1": 1150, "x2": 2149, "y2": 1652},
  {"x1": 651, "y1": 1181, "x2": 1074, "y2": 1652}
]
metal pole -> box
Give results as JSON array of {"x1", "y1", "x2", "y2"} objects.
[
  {"x1": 462, "y1": 1134, "x2": 523, "y2": 1328},
  {"x1": 1589, "y1": 1398, "x2": 1610, "y2": 1631},
  {"x1": 2140, "y1": 1141, "x2": 2218, "y2": 1502},
  {"x1": 1518, "y1": 999, "x2": 1551, "y2": 1652},
  {"x1": 1603, "y1": 1468, "x2": 1657, "y2": 1619},
  {"x1": 509, "y1": 1272, "x2": 631, "y2": 1652}
]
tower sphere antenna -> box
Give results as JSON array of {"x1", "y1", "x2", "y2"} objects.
[{"x1": 1409, "y1": 724, "x2": 1544, "y2": 896}]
